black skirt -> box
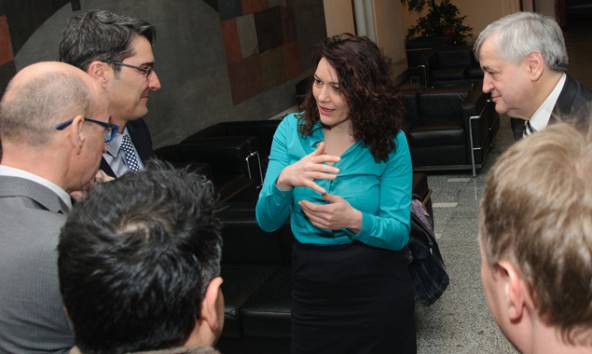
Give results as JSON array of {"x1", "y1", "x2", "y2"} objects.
[{"x1": 291, "y1": 242, "x2": 416, "y2": 354}]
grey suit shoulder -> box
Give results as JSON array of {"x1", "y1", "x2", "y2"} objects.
[{"x1": 0, "y1": 176, "x2": 74, "y2": 354}]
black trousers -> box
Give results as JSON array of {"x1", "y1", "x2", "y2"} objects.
[{"x1": 291, "y1": 242, "x2": 416, "y2": 354}]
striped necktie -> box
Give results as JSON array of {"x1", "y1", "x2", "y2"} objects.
[
  {"x1": 120, "y1": 135, "x2": 140, "y2": 172},
  {"x1": 523, "y1": 121, "x2": 537, "y2": 137}
]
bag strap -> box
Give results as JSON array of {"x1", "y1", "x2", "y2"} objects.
[{"x1": 411, "y1": 192, "x2": 433, "y2": 234}]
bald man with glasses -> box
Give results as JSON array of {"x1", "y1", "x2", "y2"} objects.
[
  {"x1": 0, "y1": 61, "x2": 110, "y2": 353},
  {"x1": 59, "y1": 9, "x2": 162, "y2": 177}
]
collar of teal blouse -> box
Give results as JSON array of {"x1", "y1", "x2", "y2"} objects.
[{"x1": 307, "y1": 121, "x2": 324, "y2": 148}]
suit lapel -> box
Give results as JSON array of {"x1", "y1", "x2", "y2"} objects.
[
  {"x1": 549, "y1": 75, "x2": 592, "y2": 128},
  {"x1": 551, "y1": 75, "x2": 579, "y2": 121},
  {"x1": 127, "y1": 119, "x2": 155, "y2": 163}
]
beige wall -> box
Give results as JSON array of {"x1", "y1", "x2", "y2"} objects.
[
  {"x1": 373, "y1": 0, "x2": 406, "y2": 66},
  {"x1": 323, "y1": 0, "x2": 356, "y2": 36},
  {"x1": 324, "y1": 0, "x2": 554, "y2": 59},
  {"x1": 323, "y1": 0, "x2": 407, "y2": 78},
  {"x1": 534, "y1": 0, "x2": 556, "y2": 18},
  {"x1": 522, "y1": 0, "x2": 535, "y2": 11},
  {"x1": 323, "y1": 0, "x2": 534, "y2": 78}
]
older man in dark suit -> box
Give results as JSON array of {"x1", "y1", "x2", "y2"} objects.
[
  {"x1": 474, "y1": 11, "x2": 592, "y2": 140},
  {"x1": 0, "y1": 61, "x2": 111, "y2": 353},
  {"x1": 59, "y1": 9, "x2": 161, "y2": 177}
]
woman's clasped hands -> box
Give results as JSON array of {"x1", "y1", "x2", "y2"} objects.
[
  {"x1": 276, "y1": 142, "x2": 362, "y2": 233},
  {"x1": 299, "y1": 193, "x2": 362, "y2": 233}
]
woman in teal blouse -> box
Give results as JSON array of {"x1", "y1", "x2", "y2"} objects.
[{"x1": 256, "y1": 34, "x2": 416, "y2": 353}]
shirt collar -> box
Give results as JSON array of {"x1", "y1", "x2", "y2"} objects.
[
  {"x1": 105, "y1": 126, "x2": 130, "y2": 157},
  {"x1": 0, "y1": 165, "x2": 72, "y2": 211},
  {"x1": 529, "y1": 73, "x2": 566, "y2": 132},
  {"x1": 307, "y1": 120, "x2": 325, "y2": 148}
]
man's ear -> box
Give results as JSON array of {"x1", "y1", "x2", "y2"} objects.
[
  {"x1": 200, "y1": 276, "x2": 223, "y2": 333},
  {"x1": 87, "y1": 61, "x2": 110, "y2": 85},
  {"x1": 69, "y1": 115, "x2": 86, "y2": 154},
  {"x1": 496, "y1": 260, "x2": 530, "y2": 321},
  {"x1": 525, "y1": 51, "x2": 544, "y2": 81}
]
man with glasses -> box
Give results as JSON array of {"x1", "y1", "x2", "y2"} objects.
[
  {"x1": 59, "y1": 9, "x2": 161, "y2": 177},
  {"x1": 0, "y1": 61, "x2": 110, "y2": 353}
]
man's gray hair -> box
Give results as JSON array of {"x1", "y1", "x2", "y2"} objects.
[{"x1": 474, "y1": 11, "x2": 568, "y2": 71}]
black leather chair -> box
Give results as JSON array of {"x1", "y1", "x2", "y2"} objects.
[
  {"x1": 409, "y1": 45, "x2": 483, "y2": 88},
  {"x1": 402, "y1": 83, "x2": 499, "y2": 175},
  {"x1": 428, "y1": 46, "x2": 483, "y2": 87}
]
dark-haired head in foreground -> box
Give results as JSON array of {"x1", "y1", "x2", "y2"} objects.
[{"x1": 58, "y1": 161, "x2": 224, "y2": 354}]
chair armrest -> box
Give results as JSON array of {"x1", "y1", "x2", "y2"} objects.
[
  {"x1": 407, "y1": 47, "x2": 440, "y2": 87},
  {"x1": 462, "y1": 86, "x2": 490, "y2": 176},
  {"x1": 185, "y1": 136, "x2": 264, "y2": 187}
]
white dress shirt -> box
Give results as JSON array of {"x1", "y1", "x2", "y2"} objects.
[{"x1": 528, "y1": 73, "x2": 567, "y2": 132}]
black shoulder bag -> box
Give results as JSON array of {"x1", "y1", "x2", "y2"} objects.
[{"x1": 406, "y1": 193, "x2": 449, "y2": 306}]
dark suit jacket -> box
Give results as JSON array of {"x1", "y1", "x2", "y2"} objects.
[
  {"x1": 100, "y1": 118, "x2": 155, "y2": 177},
  {"x1": 0, "y1": 176, "x2": 74, "y2": 353},
  {"x1": 512, "y1": 74, "x2": 592, "y2": 139}
]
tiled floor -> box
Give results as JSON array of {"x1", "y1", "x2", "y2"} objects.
[
  {"x1": 415, "y1": 17, "x2": 591, "y2": 354},
  {"x1": 415, "y1": 114, "x2": 517, "y2": 354}
]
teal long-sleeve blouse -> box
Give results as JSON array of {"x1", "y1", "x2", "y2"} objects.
[{"x1": 256, "y1": 113, "x2": 412, "y2": 251}]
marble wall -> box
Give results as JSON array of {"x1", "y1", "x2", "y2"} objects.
[
  {"x1": 214, "y1": 1, "x2": 302, "y2": 104},
  {"x1": 5, "y1": 0, "x2": 326, "y2": 148}
]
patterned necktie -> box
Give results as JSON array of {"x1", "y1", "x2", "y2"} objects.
[
  {"x1": 523, "y1": 121, "x2": 537, "y2": 137},
  {"x1": 120, "y1": 135, "x2": 140, "y2": 172}
]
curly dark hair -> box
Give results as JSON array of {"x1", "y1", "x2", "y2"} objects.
[{"x1": 299, "y1": 33, "x2": 405, "y2": 162}]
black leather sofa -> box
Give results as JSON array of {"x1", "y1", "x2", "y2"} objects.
[{"x1": 402, "y1": 83, "x2": 499, "y2": 175}]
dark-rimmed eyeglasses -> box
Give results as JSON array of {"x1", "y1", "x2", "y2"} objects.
[
  {"x1": 109, "y1": 61, "x2": 154, "y2": 79},
  {"x1": 55, "y1": 118, "x2": 119, "y2": 143}
]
